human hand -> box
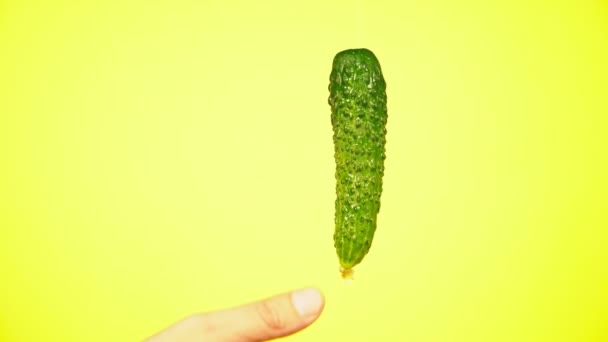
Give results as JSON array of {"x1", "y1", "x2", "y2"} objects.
[{"x1": 144, "y1": 287, "x2": 325, "y2": 342}]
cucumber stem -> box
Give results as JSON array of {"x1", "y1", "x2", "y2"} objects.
[{"x1": 340, "y1": 266, "x2": 354, "y2": 280}]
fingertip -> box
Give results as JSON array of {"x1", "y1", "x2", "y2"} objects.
[{"x1": 291, "y1": 288, "x2": 325, "y2": 322}]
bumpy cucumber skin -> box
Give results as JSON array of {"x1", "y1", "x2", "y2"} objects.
[{"x1": 329, "y1": 49, "x2": 387, "y2": 272}]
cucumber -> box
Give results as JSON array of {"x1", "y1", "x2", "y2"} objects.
[{"x1": 328, "y1": 48, "x2": 387, "y2": 279}]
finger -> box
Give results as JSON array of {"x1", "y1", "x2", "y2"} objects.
[
  {"x1": 143, "y1": 288, "x2": 325, "y2": 342},
  {"x1": 198, "y1": 287, "x2": 325, "y2": 341}
]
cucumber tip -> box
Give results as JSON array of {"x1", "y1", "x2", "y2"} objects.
[{"x1": 340, "y1": 266, "x2": 354, "y2": 280}]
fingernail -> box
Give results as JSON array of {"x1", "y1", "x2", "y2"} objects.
[{"x1": 292, "y1": 288, "x2": 323, "y2": 319}]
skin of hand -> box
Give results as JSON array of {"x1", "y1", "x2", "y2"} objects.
[{"x1": 143, "y1": 288, "x2": 325, "y2": 342}]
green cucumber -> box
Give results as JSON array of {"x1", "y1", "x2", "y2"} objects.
[{"x1": 329, "y1": 48, "x2": 387, "y2": 279}]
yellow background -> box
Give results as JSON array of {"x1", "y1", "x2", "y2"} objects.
[{"x1": 1, "y1": 0, "x2": 607, "y2": 341}]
